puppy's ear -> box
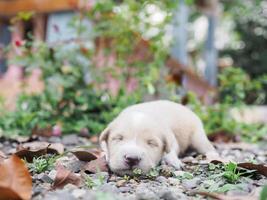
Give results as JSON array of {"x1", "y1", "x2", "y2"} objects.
[{"x1": 99, "y1": 126, "x2": 110, "y2": 160}]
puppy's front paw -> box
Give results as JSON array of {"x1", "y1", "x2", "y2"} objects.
[{"x1": 161, "y1": 154, "x2": 184, "y2": 170}]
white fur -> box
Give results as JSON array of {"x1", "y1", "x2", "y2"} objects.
[{"x1": 99, "y1": 100, "x2": 218, "y2": 175}]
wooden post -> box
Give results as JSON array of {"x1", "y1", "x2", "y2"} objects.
[{"x1": 33, "y1": 14, "x2": 46, "y2": 41}]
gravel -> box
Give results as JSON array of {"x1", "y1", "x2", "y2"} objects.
[{"x1": 0, "y1": 134, "x2": 266, "y2": 200}]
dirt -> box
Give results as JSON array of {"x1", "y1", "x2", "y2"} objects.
[{"x1": 0, "y1": 134, "x2": 266, "y2": 200}]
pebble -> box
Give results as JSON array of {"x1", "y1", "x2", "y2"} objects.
[
  {"x1": 173, "y1": 170, "x2": 185, "y2": 177},
  {"x1": 116, "y1": 179, "x2": 127, "y2": 187},
  {"x1": 72, "y1": 189, "x2": 86, "y2": 199},
  {"x1": 39, "y1": 174, "x2": 54, "y2": 184},
  {"x1": 136, "y1": 187, "x2": 159, "y2": 200},
  {"x1": 181, "y1": 177, "x2": 201, "y2": 189},
  {"x1": 167, "y1": 177, "x2": 180, "y2": 186},
  {"x1": 119, "y1": 186, "x2": 132, "y2": 193},
  {"x1": 156, "y1": 176, "x2": 167, "y2": 183},
  {"x1": 62, "y1": 135, "x2": 79, "y2": 146},
  {"x1": 48, "y1": 170, "x2": 57, "y2": 180},
  {"x1": 99, "y1": 183, "x2": 120, "y2": 193}
]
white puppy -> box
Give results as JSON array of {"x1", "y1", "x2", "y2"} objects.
[{"x1": 99, "y1": 100, "x2": 218, "y2": 175}]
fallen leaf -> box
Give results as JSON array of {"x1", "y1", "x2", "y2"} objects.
[
  {"x1": 238, "y1": 163, "x2": 267, "y2": 177},
  {"x1": 71, "y1": 149, "x2": 98, "y2": 162},
  {"x1": 210, "y1": 160, "x2": 267, "y2": 177},
  {"x1": 0, "y1": 155, "x2": 32, "y2": 200},
  {"x1": 15, "y1": 141, "x2": 64, "y2": 162},
  {"x1": 52, "y1": 164, "x2": 82, "y2": 189},
  {"x1": 83, "y1": 156, "x2": 109, "y2": 173},
  {"x1": 208, "y1": 131, "x2": 240, "y2": 143},
  {"x1": 31, "y1": 126, "x2": 53, "y2": 137}
]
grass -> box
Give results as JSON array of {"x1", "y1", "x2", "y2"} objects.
[
  {"x1": 27, "y1": 155, "x2": 57, "y2": 174},
  {"x1": 85, "y1": 173, "x2": 106, "y2": 189}
]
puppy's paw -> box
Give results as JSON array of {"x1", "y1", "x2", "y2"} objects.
[{"x1": 161, "y1": 154, "x2": 184, "y2": 170}]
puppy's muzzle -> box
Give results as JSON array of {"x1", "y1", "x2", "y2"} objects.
[{"x1": 124, "y1": 155, "x2": 141, "y2": 168}]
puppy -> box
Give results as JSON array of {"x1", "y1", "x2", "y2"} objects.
[{"x1": 99, "y1": 100, "x2": 218, "y2": 175}]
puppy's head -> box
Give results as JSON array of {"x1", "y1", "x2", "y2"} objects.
[{"x1": 99, "y1": 112, "x2": 171, "y2": 175}]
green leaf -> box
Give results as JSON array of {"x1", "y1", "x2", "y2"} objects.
[{"x1": 260, "y1": 185, "x2": 267, "y2": 200}]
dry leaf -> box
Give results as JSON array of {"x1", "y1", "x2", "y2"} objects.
[
  {"x1": 83, "y1": 156, "x2": 109, "y2": 173},
  {"x1": 0, "y1": 155, "x2": 32, "y2": 200},
  {"x1": 238, "y1": 163, "x2": 267, "y2": 177},
  {"x1": 71, "y1": 149, "x2": 98, "y2": 162},
  {"x1": 210, "y1": 160, "x2": 267, "y2": 177},
  {"x1": 52, "y1": 164, "x2": 81, "y2": 189},
  {"x1": 208, "y1": 131, "x2": 240, "y2": 143},
  {"x1": 15, "y1": 141, "x2": 64, "y2": 162}
]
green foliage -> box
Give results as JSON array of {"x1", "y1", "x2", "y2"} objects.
[
  {"x1": 133, "y1": 168, "x2": 142, "y2": 176},
  {"x1": 219, "y1": 67, "x2": 266, "y2": 105},
  {"x1": 260, "y1": 185, "x2": 267, "y2": 200},
  {"x1": 223, "y1": 162, "x2": 240, "y2": 183},
  {"x1": 184, "y1": 67, "x2": 267, "y2": 141},
  {"x1": 0, "y1": 40, "x2": 140, "y2": 136},
  {"x1": 27, "y1": 155, "x2": 57, "y2": 174},
  {"x1": 85, "y1": 174, "x2": 105, "y2": 189}
]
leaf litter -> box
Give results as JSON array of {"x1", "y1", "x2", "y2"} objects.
[{"x1": 0, "y1": 134, "x2": 266, "y2": 200}]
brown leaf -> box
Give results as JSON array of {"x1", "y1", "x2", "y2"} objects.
[
  {"x1": 31, "y1": 126, "x2": 53, "y2": 137},
  {"x1": 208, "y1": 131, "x2": 241, "y2": 143},
  {"x1": 15, "y1": 141, "x2": 64, "y2": 162},
  {"x1": 0, "y1": 155, "x2": 32, "y2": 200},
  {"x1": 52, "y1": 164, "x2": 81, "y2": 189},
  {"x1": 210, "y1": 160, "x2": 267, "y2": 177},
  {"x1": 83, "y1": 156, "x2": 109, "y2": 173},
  {"x1": 71, "y1": 149, "x2": 98, "y2": 162},
  {"x1": 238, "y1": 163, "x2": 267, "y2": 177}
]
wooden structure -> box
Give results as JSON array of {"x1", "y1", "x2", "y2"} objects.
[{"x1": 0, "y1": 0, "x2": 81, "y2": 16}]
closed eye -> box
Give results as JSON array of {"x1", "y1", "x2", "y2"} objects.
[
  {"x1": 111, "y1": 135, "x2": 124, "y2": 141},
  {"x1": 147, "y1": 139, "x2": 158, "y2": 147}
]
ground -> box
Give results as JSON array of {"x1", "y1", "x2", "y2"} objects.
[{"x1": 0, "y1": 134, "x2": 266, "y2": 200}]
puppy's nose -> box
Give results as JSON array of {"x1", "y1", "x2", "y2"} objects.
[{"x1": 124, "y1": 155, "x2": 141, "y2": 167}]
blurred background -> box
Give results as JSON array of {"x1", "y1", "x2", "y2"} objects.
[{"x1": 0, "y1": 0, "x2": 266, "y2": 142}]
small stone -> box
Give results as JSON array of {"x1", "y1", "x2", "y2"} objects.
[
  {"x1": 156, "y1": 176, "x2": 167, "y2": 183},
  {"x1": 119, "y1": 186, "x2": 132, "y2": 193},
  {"x1": 32, "y1": 186, "x2": 43, "y2": 197},
  {"x1": 167, "y1": 177, "x2": 180, "y2": 186},
  {"x1": 182, "y1": 178, "x2": 201, "y2": 189},
  {"x1": 99, "y1": 183, "x2": 120, "y2": 193},
  {"x1": 136, "y1": 187, "x2": 159, "y2": 200},
  {"x1": 72, "y1": 189, "x2": 86, "y2": 198},
  {"x1": 62, "y1": 135, "x2": 79, "y2": 146},
  {"x1": 159, "y1": 190, "x2": 177, "y2": 200},
  {"x1": 116, "y1": 180, "x2": 127, "y2": 187},
  {"x1": 129, "y1": 179, "x2": 138, "y2": 184},
  {"x1": 173, "y1": 171, "x2": 185, "y2": 177},
  {"x1": 181, "y1": 156, "x2": 195, "y2": 163},
  {"x1": 39, "y1": 174, "x2": 54, "y2": 183},
  {"x1": 109, "y1": 175, "x2": 117, "y2": 182},
  {"x1": 48, "y1": 170, "x2": 57, "y2": 180}
]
